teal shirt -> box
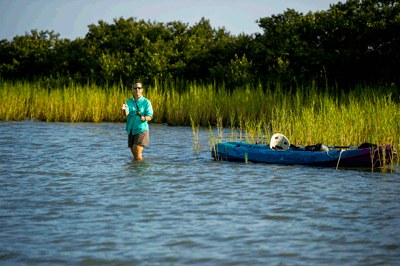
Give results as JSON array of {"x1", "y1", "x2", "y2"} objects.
[{"x1": 125, "y1": 96, "x2": 153, "y2": 135}]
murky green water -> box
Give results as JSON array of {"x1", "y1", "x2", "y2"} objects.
[{"x1": 1, "y1": 121, "x2": 399, "y2": 265}]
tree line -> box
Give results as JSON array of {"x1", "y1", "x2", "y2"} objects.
[{"x1": 0, "y1": 0, "x2": 399, "y2": 89}]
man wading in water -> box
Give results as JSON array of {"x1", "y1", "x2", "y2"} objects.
[{"x1": 122, "y1": 82, "x2": 153, "y2": 161}]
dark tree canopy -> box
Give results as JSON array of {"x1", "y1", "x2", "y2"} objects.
[{"x1": 1, "y1": 0, "x2": 399, "y2": 89}]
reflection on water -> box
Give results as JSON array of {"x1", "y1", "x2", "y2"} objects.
[
  {"x1": 126, "y1": 160, "x2": 152, "y2": 177},
  {"x1": 0, "y1": 121, "x2": 400, "y2": 265}
]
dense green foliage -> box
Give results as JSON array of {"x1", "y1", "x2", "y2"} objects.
[{"x1": 1, "y1": 0, "x2": 399, "y2": 88}]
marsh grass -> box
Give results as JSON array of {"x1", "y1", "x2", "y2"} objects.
[
  {"x1": 1, "y1": 80, "x2": 399, "y2": 161},
  {"x1": 190, "y1": 116, "x2": 200, "y2": 152}
]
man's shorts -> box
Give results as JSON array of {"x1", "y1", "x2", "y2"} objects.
[{"x1": 128, "y1": 130, "x2": 149, "y2": 147}]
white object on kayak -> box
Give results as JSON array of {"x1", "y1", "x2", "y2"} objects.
[{"x1": 270, "y1": 133, "x2": 290, "y2": 150}]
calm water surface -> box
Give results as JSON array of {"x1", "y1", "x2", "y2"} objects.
[{"x1": 1, "y1": 121, "x2": 399, "y2": 265}]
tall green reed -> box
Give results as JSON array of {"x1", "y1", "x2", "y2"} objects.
[
  {"x1": 1, "y1": 80, "x2": 399, "y2": 151},
  {"x1": 0, "y1": 81, "x2": 126, "y2": 123}
]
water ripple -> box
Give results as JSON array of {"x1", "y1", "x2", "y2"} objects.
[{"x1": 0, "y1": 121, "x2": 399, "y2": 265}]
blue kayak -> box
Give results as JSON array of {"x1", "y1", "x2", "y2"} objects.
[{"x1": 211, "y1": 142, "x2": 397, "y2": 168}]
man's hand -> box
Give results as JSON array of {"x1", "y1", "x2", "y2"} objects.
[{"x1": 121, "y1": 104, "x2": 128, "y2": 116}]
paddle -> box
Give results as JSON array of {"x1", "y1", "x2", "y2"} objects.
[
  {"x1": 329, "y1": 143, "x2": 377, "y2": 150},
  {"x1": 328, "y1": 145, "x2": 356, "y2": 149}
]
